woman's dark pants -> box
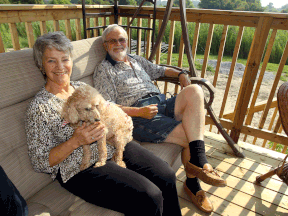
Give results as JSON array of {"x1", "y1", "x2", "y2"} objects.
[{"x1": 57, "y1": 141, "x2": 182, "y2": 216}]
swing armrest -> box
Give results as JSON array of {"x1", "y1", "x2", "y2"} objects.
[{"x1": 157, "y1": 65, "x2": 215, "y2": 107}]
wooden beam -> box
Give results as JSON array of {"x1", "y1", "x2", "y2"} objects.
[
  {"x1": 243, "y1": 29, "x2": 278, "y2": 142},
  {"x1": 206, "y1": 116, "x2": 288, "y2": 145},
  {"x1": 230, "y1": 17, "x2": 274, "y2": 143},
  {"x1": 223, "y1": 98, "x2": 278, "y2": 120},
  {"x1": 8, "y1": 23, "x2": 20, "y2": 51}
]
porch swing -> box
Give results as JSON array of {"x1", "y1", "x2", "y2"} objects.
[{"x1": 81, "y1": 0, "x2": 245, "y2": 158}]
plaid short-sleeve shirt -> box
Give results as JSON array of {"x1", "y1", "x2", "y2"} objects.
[{"x1": 93, "y1": 53, "x2": 166, "y2": 106}]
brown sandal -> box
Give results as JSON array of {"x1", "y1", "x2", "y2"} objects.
[
  {"x1": 185, "y1": 162, "x2": 227, "y2": 187},
  {"x1": 184, "y1": 181, "x2": 214, "y2": 213}
]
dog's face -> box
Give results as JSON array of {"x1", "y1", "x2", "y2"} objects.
[
  {"x1": 62, "y1": 85, "x2": 105, "y2": 125},
  {"x1": 76, "y1": 95, "x2": 102, "y2": 123}
]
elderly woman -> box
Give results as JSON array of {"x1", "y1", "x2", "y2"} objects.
[{"x1": 25, "y1": 31, "x2": 182, "y2": 216}]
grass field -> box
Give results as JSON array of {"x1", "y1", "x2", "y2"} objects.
[{"x1": 158, "y1": 53, "x2": 288, "y2": 81}]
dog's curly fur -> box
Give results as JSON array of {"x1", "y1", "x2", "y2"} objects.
[{"x1": 62, "y1": 85, "x2": 133, "y2": 171}]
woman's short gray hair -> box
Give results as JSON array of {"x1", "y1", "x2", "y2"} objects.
[
  {"x1": 102, "y1": 24, "x2": 128, "y2": 43},
  {"x1": 33, "y1": 31, "x2": 73, "y2": 79}
]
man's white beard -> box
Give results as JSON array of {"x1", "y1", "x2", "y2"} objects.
[{"x1": 109, "y1": 46, "x2": 128, "y2": 61}]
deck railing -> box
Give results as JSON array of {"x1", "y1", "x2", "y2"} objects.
[{"x1": 1, "y1": 4, "x2": 288, "y2": 152}]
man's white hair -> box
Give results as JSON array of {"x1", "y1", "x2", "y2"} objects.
[{"x1": 102, "y1": 24, "x2": 128, "y2": 43}]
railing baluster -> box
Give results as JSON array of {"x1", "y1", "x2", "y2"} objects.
[
  {"x1": 213, "y1": 25, "x2": 228, "y2": 87},
  {"x1": 8, "y1": 23, "x2": 20, "y2": 51},
  {"x1": 25, "y1": 22, "x2": 34, "y2": 48},
  {"x1": 75, "y1": 18, "x2": 82, "y2": 40},
  {"x1": 230, "y1": 17, "x2": 273, "y2": 143},
  {"x1": 262, "y1": 107, "x2": 278, "y2": 147},
  {"x1": 201, "y1": 23, "x2": 214, "y2": 78},
  {"x1": 209, "y1": 24, "x2": 229, "y2": 132},
  {"x1": 0, "y1": 31, "x2": 4, "y2": 53},
  {"x1": 93, "y1": 17, "x2": 99, "y2": 37},
  {"x1": 156, "y1": 19, "x2": 163, "y2": 65},
  {"x1": 65, "y1": 19, "x2": 72, "y2": 40},
  {"x1": 175, "y1": 34, "x2": 185, "y2": 95},
  {"x1": 192, "y1": 21, "x2": 200, "y2": 62},
  {"x1": 164, "y1": 20, "x2": 175, "y2": 97},
  {"x1": 243, "y1": 29, "x2": 278, "y2": 142},
  {"x1": 145, "y1": 17, "x2": 152, "y2": 59},
  {"x1": 253, "y1": 36, "x2": 288, "y2": 144},
  {"x1": 40, "y1": 21, "x2": 47, "y2": 35},
  {"x1": 86, "y1": 18, "x2": 91, "y2": 38},
  {"x1": 136, "y1": 18, "x2": 142, "y2": 56},
  {"x1": 109, "y1": 15, "x2": 114, "y2": 25},
  {"x1": 127, "y1": 17, "x2": 131, "y2": 48},
  {"x1": 167, "y1": 20, "x2": 175, "y2": 65},
  {"x1": 272, "y1": 125, "x2": 283, "y2": 150},
  {"x1": 53, "y1": 20, "x2": 60, "y2": 31},
  {"x1": 219, "y1": 26, "x2": 244, "y2": 120}
]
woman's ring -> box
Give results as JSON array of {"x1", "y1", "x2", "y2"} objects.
[{"x1": 91, "y1": 137, "x2": 95, "y2": 140}]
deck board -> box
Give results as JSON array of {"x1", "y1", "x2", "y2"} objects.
[{"x1": 177, "y1": 132, "x2": 288, "y2": 215}]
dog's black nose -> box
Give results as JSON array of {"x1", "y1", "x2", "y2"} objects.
[{"x1": 95, "y1": 118, "x2": 100, "y2": 122}]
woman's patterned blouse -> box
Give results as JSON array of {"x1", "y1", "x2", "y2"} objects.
[{"x1": 25, "y1": 81, "x2": 116, "y2": 183}]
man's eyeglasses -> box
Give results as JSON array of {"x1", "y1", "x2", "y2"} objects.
[{"x1": 104, "y1": 38, "x2": 127, "y2": 45}]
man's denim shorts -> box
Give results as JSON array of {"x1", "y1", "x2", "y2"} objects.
[{"x1": 131, "y1": 94, "x2": 181, "y2": 143}]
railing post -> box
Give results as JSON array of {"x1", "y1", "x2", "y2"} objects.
[{"x1": 230, "y1": 16, "x2": 274, "y2": 143}]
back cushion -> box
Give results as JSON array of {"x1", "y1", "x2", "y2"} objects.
[{"x1": 0, "y1": 36, "x2": 106, "y2": 200}]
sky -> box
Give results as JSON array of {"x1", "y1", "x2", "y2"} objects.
[{"x1": 261, "y1": 0, "x2": 288, "y2": 8}]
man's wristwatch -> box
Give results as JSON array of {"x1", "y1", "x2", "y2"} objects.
[{"x1": 178, "y1": 70, "x2": 188, "y2": 78}]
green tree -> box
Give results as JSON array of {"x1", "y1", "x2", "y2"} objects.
[
  {"x1": 9, "y1": 0, "x2": 44, "y2": 3},
  {"x1": 198, "y1": 0, "x2": 263, "y2": 11},
  {"x1": 0, "y1": 0, "x2": 11, "y2": 3},
  {"x1": 49, "y1": 0, "x2": 71, "y2": 3},
  {"x1": 173, "y1": 0, "x2": 195, "y2": 8},
  {"x1": 281, "y1": 9, "x2": 288, "y2": 13}
]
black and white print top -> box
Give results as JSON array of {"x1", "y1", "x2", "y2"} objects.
[
  {"x1": 93, "y1": 53, "x2": 166, "y2": 106},
  {"x1": 25, "y1": 81, "x2": 116, "y2": 183}
]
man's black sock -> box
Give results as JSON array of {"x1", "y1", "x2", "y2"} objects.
[
  {"x1": 189, "y1": 140, "x2": 208, "y2": 168},
  {"x1": 186, "y1": 177, "x2": 202, "y2": 195}
]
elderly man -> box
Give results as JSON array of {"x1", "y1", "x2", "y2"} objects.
[{"x1": 93, "y1": 24, "x2": 226, "y2": 213}]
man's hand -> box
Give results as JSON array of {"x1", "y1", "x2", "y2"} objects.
[
  {"x1": 139, "y1": 104, "x2": 158, "y2": 119},
  {"x1": 179, "y1": 73, "x2": 191, "y2": 89}
]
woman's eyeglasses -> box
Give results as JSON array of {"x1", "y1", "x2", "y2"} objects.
[{"x1": 105, "y1": 38, "x2": 127, "y2": 45}]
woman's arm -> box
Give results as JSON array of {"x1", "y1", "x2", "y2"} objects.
[{"x1": 49, "y1": 122, "x2": 105, "y2": 167}]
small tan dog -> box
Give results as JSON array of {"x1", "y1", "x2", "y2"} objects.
[{"x1": 62, "y1": 85, "x2": 133, "y2": 171}]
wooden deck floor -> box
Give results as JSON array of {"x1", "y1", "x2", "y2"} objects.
[{"x1": 177, "y1": 131, "x2": 288, "y2": 216}]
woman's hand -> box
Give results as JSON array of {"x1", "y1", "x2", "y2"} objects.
[
  {"x1": 72, "y1": 122, "x2": 106, "y2": 147},
  {"x1": 179, "y1": 74, "x2": 191, "y2": 89},
  {"x1": 139, "y1": 104, "x2": 158, "y2": 119}
]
